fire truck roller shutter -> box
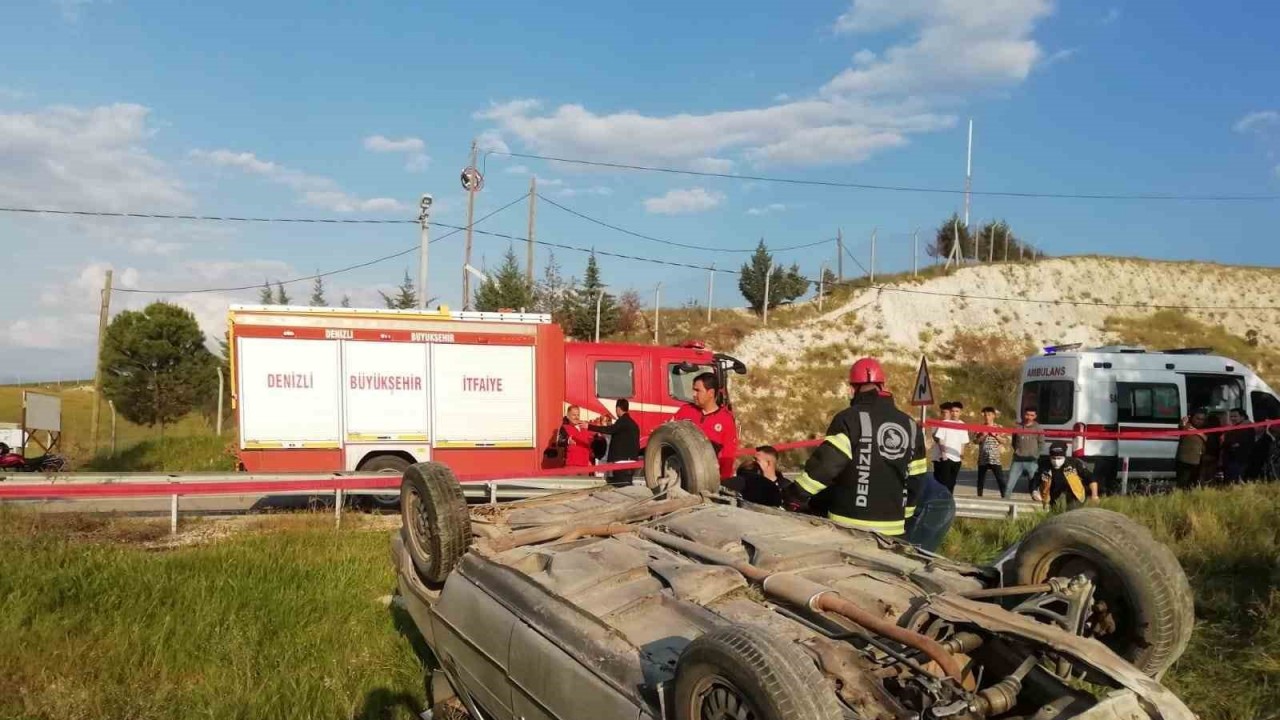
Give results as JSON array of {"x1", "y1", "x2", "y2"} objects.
[
  {"x1": 432, "y1": 344, "x2": 537, "y2": 447},
  {"x1": 237, "y1": 337, "x2": 342, "y2": 447}
]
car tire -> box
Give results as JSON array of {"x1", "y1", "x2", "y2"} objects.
[
  {"x1": 1012, "y1": 508, "x2": 1194, "y2": 679},
  {"x1": 400, "y1": 462, "x2": 471, "y2": 585},
  {"x1": 674, "y1": 626, "x2": 842, "y2": 720},
  {"x1": 644, "y1": 420, "x2": 721, "y2": 495},
  {"x1": 360, "y1": 454, "x2": 411, "y2": 509}
]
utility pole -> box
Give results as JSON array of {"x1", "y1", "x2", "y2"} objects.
[
  {"x1": 836, "y1": 229, "x2": 844, "y2": 282},
  {"x1": 594, "y1": 290, "x2": 605, "y2": 343},
  {"x1": 818, "y1": 263, "x2": 826, "y2": 312},
  {"x1": 418, "y1": 194, "x2": 433, "y2": 309},
  {"x1": 1003, "y1": 227, "x2": 1010, "y2": 263},
  {"x1": 963, "y1": 117, "x2": 973, "y2": 228},
  {"x1": 462, "y1": 140, "x2": 478, "y2": 310},
  {"x1": 946, "y1": 219, "x2": 960, "y2": 270},
  {"x1": 526, "y1": 177, "x2": 536, "y2": 287},
  {"x1": 762, "y1": 261, "x2": 773, "y2": 326},
  {"x1": 912, "y1": 229, "x2": 919, "y2": 278},
  {"x1": 706, "y1": 264, "x2": 714, "y2": 323},
  {"x1": 870, "y1": 228, "x2": 877, "y2": 284},
  {"x1": 988, "y1": 225, "x2": 995, "y2": 263},
  {"x1": 653, "y1": 283, "x2": 662, "y2": 344},
  {"x1": 90, "y1": 269, "x2": 113, "y2": 449}
]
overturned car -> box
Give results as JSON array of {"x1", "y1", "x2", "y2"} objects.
[{"x1": 391, "y1": 421, "x2": 1198, "y2": 720}]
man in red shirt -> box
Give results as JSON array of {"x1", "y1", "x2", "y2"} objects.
[
  {"x1": 560, "y1": 405, "x2": 597, "y2": 468},
  {"x1": 672, "y1": 372, "x2": 738, "y2": 479}
]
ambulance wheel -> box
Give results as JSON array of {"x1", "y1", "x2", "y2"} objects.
[
  {"x1": 360, "y1": 454, "x2": 411, "y2": 510},
  {"x1": 1012, "y1": 508, "x2": 1194, "y2": 679},
  {"x1": 401, "y1": 462, "x2": 471, "y2": 585},
  {"x1": 645, "y1": 420, "x2": 721, "y2": 495}
]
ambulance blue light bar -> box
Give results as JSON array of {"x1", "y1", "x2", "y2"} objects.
[{"x1": 1043, "y1": 343, "x2": 1082, "y2": 355}]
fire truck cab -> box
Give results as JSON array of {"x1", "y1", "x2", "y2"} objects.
[{"x1": 228, "y1": 305, "x2": 743, "y2": 487}]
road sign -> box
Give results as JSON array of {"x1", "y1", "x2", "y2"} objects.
[
  {"x1": 910, "y1": 356, "x2": 934, "y2": 407},
  {"x1": 460, "y1": 166, "x2": 484, "y2": 192}
]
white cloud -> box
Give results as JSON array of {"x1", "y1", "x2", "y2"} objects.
[
  {"x1": 825, "y1": 0, "x2": 1054, "y2": 96},
  {"x1": 504, "y1": 164, "x2": 531, "y2": 175},
  {"x1": 643, "y1": 187, "x2": 725, "y2": 215},
  {"x1": 746, "y1": 203, "x2": 789, "y2": 215},
  {"x1": 557, "y1": 185, "x2": 612, "y2": 198},
  {"x1": 191, "y1": 148, "x2": 406, "y2": 213},
  {"x1": 0, "y1": 103, "x2": 191, "y2": 212},
  {"x1": 475, "y1": 130, "x2": 510, "y2": 155},
  {"x1": 474, "y1": 3, "x2": 1052, "y2": 169},
  {"x1": 363, "y1": 135, "x2": 430, "y2": 172},
  {"x1": 1234, "y1": 110, "x2": 1279, "y2": 135},
  {"x1": 363, "y1": 135, "x2": 424, "y2": 153},
  {"x1": 1042, "y1": 47, "x2": 1079, "y2": 68},
  {"x1": 1101, "y1": 7, "x2": 1120, "y2": 24},
  {"x1": 689, "y1": 157, "x2": 735, "y2": 173}
]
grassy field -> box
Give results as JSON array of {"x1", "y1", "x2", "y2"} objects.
[{"x1": 2, "y1": 483, "x2": 1276, "y2": 720}]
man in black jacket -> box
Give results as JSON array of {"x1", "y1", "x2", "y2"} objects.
[{"x1": 589, "y1": 398, "x2": 641, "y2": 486}]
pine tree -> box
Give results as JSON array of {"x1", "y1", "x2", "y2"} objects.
[
  {"x1": 258, "y1": 280, "x2": 274, "y2": 304},
  {"x1": 309, "y1": 274, "x2": 327, "y2": 307},
  {"x1": 566, "y1": 252, "x2": 617, "y2": 339},
  {"x1": 931, "y1": 212, "x2": 971, "y2": 262},
  {"x1": 738, "y1": 240, "x2": 808, "y2": 314},
  {"x1": 474, "y1": 245, "x2": 535, "y2": 311},
  {"x1": 274, "y1": 282, "x2": 290, "y2": 305},
  {"x1": 341, "y1": 295, "x2": 352, "y2": 308},
  {"x1": 381, "y1": 270, "x2": 418, "y2": 309},
  {"x1": 821, "y1": 267, "x2": 838, "y2": 288},
  {"x1": 534, "y1": 251, "x2": 576, "y2": 324}
]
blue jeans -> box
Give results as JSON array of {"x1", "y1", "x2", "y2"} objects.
[
  {"x1": 905, "y1": 487, "x2": 956, "y2": 553},
  {"x1": 1008, "y1": 458, "x2": 1040, "y2": 495}
]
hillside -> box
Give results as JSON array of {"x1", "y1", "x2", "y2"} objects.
[{"x1": 713, "y1": 257, "x2": 1280, "y2": 445}]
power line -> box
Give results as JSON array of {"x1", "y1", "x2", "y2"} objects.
[
  {"x1": 536, "y1": 193, "x2": 835, "y2": 253},
  {"x1": 0, "y1": 207, "x2": 417, "y2": 223},
  {"x1": 112, "y1": 194, "x2": 530, "y2": 294},
  {"x1": 495, "y1": 151, "x2": 1280, "y2": 202}
]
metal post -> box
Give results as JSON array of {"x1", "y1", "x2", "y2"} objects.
[
  {"x1": 488, "y1": 482, "x2": 497, "y2": 505},
  {"x1": 763, "y1": 261, "x2": 773, "y2": 326},
  {"x1": 869, "y1": 228, "x2": 877, "y2": 284},
  {"x1": 988, "y1": 226, "x2": 995, "y2": 263},
  {"x1": 964, "y1": 117, "x2": 973, "y2": 228},
  {"x1": 947, "y1": 220, "x2": 960, "y2": 270},
  {"x1": 818, "y1": 263, "x2": 826, "y2": 313},
  {"x1": 526, "y1": 177, "x2": 537, "y2": 287},
  {"x1": 1003, "y1": 227, "x2": 1009, "y2": 263},
  {"x1": 215, "y1": 365, "x2": 224, "y2": 437},
  {"x1": 1120, "y1": 457, "x2": 1130, "y2": 496},
  {"x1": 706, "y1": 264, "x2": 714, "y2": 323},
  {"x1": 594, "y1": 290, "x2": 605, "y2": 342},
  {"x1": 653, "y1": 283, "x2": 661, "y2": 344},
  {"x1": 462, "y1": 140, "x2": 478, "y2": 310},
  {"x1": 109, "y1": 400, "x2": 117, "y2": 455},
  {"x1": 913, "y1": 229, "x2": 919, "y2": 277},
  {"x1": 91, "y1": 269, "x2": 113, "y2": 449},
  {"x1": 335, "y1": 489, "x2": 343, "y2": 528},
  {"x1": 170, "y1": 493, "x2": 179, "y2": 535},
  {"x1": 418, "y1": 194, "x2": 433, "y2": 309},
  {"x1": 1020, "y1": 244, "x2": 1025, "y2": 262},
  {"x1": 836, "y1": 229, "x2": 843, "y2": 281}
]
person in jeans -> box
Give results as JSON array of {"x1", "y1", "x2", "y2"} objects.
[
  {"x1": 931, "y1": 402, "x2": 968, "y2": 493},
  {"x1": 1174, "y1": 409, "x2": 1207, "y2": 489},
  {"x1": 1008, "y1": 407, "x2": 1044, "y2": 500},
  {"x1": 974, "y1": 406, "x2": 1009, "y2": 498},
  {"x1": 904, "y1": 472, "x2": 955, "y2": 553}
]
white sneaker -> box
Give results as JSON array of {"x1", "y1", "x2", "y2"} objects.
[{"x1": 1030, "y1": 490, "x2": 1042, "y2": 502}]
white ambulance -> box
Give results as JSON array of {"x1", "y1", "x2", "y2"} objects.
[{"x1": 1017, "y1": 344, "x2": 1280, "y2": 483}]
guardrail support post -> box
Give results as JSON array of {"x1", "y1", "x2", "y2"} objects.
[
  {"x1": 335, "y1": 489, "x2": 343, "y2": 529},
  {"x1": 1010, "y1": 502, "x2": 1018, "y2": 520},
  {"x1": 1120, "y1": 458, "x2": 1130, "y2": 496},
  {"x1": 488, "y1": 482, "x2": 497, "y2": 505},
  {"x1": 170, "y1": 493, "x2": 179, "y2": 535}
]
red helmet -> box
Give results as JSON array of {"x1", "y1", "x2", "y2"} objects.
[{"x1": 849, "y1": 357, "x2": 886, "y2": 386}]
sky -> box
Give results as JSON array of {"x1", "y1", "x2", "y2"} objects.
[{"x1": 2, "y1": 0, "x2": 1279, "y2": 380}]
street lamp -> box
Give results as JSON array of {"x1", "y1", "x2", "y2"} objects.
[{"x1": 594, "y1": 287, "x2": 608, "y2": 342}]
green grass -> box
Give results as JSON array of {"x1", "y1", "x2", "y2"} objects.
[
  {"x1": 0, "y1": 512, "x2": 426, "y2": 720},
  {"x1": 941, "y1": 484, "x2": 1280, "y2": 720},
  {"x1": 82, "y1": 434, "x2": 238, "y2": 472}
]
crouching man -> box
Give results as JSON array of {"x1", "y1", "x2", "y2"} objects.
[{"x1": 1039, "y1": 442, "x2": 1099, "y2": 510}]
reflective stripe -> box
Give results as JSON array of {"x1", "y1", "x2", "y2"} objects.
[
  {"x1": 904, "y1": 505, "x2": 916, "y2": 519},
  {"x1": 828, "y1": 512, "x2": 905, "y2": 536},
  {"x1": 824, "y1": 433, "x2": 853, "y2": 459},
  {"x1": 907, "y1": 459, "x2": 929, "y2": 475},
  {"x1": 794, "y1": 471, "x2": 827, "y2": 496}
]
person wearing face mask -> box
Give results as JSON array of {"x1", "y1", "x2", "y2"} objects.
[{"x1": 1037, "y1": 442, "x2": 1098, "y2": 511}]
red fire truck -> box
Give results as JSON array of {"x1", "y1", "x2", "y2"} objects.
[{"x1": 228, "y1": 305, "x2": 744, "y2": 485}]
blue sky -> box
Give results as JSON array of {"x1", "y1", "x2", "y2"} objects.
[{"x1": 2, "y1": 0, "x2": 1278, "y2": 379}]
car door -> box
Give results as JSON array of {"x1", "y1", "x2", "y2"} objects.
[
  {"x1": 430, "y1": 577, "x2": 517, "y2": 720},
  {"x1": 508, "y1": 621, "x2": 642, "y2": 720}
]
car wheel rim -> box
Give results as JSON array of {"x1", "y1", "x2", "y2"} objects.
[
  {"x1": 408, "y1": 485, "x2": 432, "y2": 564},
  {"x1": 661, "y1": 448, "x2": 686, "y2": 488},
  {"x1": 691, "y1": 675, "x2": 759, "y2": 720},
  {"x1": 1035, "y1": 550, "x2": 1134, "y2": 656},
  {"x1": 372, "y1": 468, "x2": 401, "y2": 505}
]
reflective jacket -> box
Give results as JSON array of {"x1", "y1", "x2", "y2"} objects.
[{"x1": 793, "y1": 391, "x2": 928, "y2": 535}]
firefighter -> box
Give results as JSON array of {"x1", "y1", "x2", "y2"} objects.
[
  {"x1": 789, "y1": 358, "x2": 929, "y2": 536},
  {"x1": 672, "y1": 371, "x2": 739, "y2": 480}
]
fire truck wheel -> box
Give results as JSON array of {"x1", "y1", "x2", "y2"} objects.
[
  {"x1": 644, "y1": 420, "x2": 721, "y2": 495},
  {"x1": 401, "y1": 462, "x2": 471, "y2": 585},
  {"x1": 360, "y1": 454, "x2": 412, "y2": 509}
]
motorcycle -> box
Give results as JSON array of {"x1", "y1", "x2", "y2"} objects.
[{"x1": 0, "y1": 442, "x2": 68, "y2": 474}]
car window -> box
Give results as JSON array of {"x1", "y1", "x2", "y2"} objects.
[
  {"x1": 1185, "y1": 374, "x2": 1244, "y2": 414},
  {"x1": 595, "y1": 361, "x2": 634, "y2": 399},
  {"x1": 1118, "y1": 382, "x2": 1181, "y2": 424},
  {"x1": 1021, "y1": 381, "x2": 1073, "y2": 425},
  {"x1": 669, "y1": 363, "x2": 712, "y2": 402}
]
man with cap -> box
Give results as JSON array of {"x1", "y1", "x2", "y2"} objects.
[
  {"x1": 1037, "y1": 442, "x2": 1098, "y2": 510},
  {"x1": 788, "y1": 357, "x2": 930, "y2": 536}
]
